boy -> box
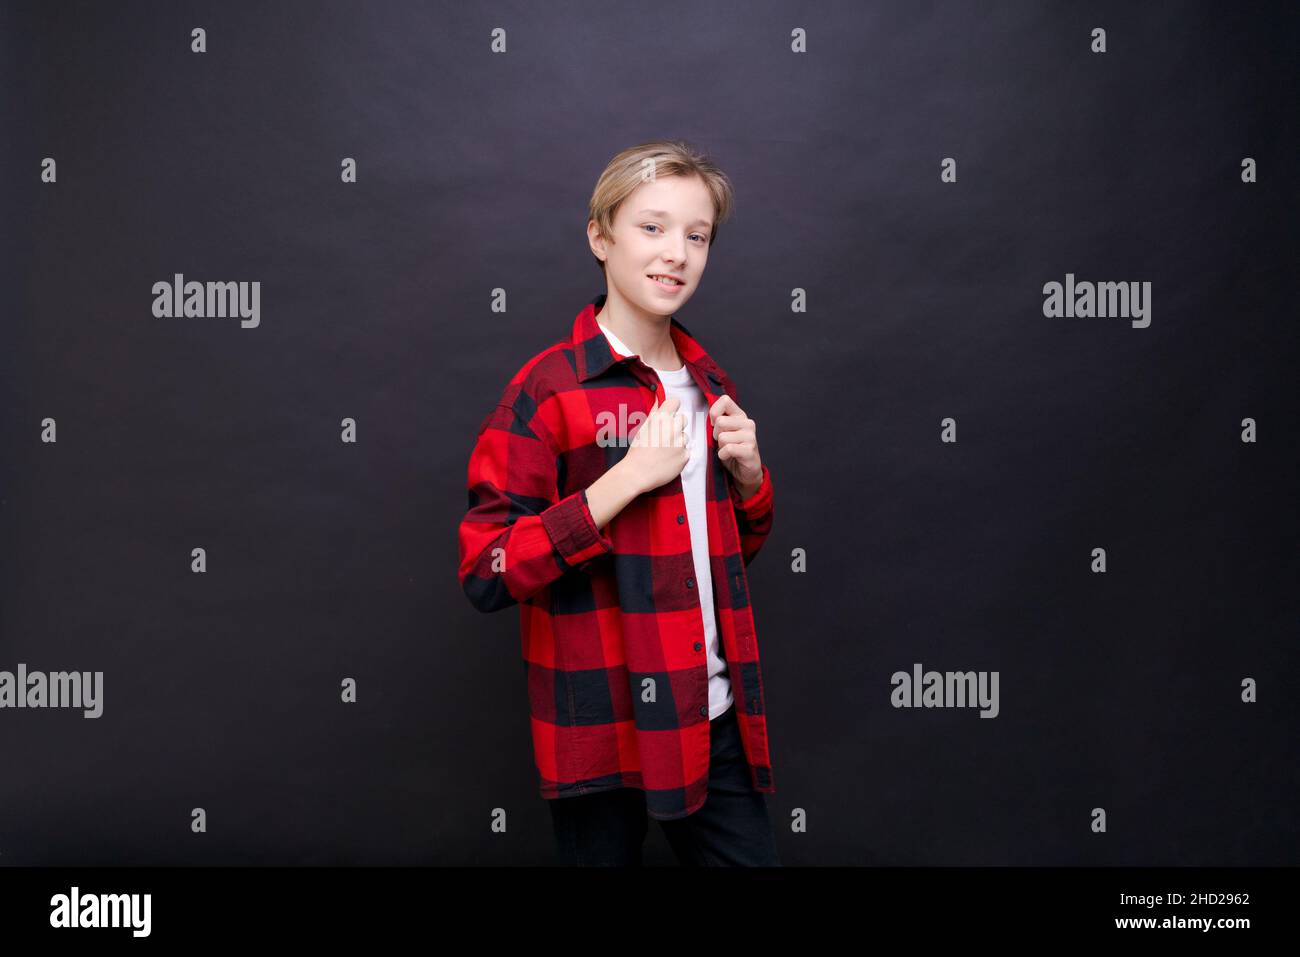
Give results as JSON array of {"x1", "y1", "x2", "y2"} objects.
[{"x1": 457, "y1": 140, "x2": 779, "y2": 866}]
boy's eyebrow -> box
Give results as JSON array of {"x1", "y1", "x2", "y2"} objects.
[{"x1": 636, "y1": 209, "x2": 713, "y2": 229}]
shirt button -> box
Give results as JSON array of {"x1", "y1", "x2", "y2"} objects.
[
  {"x1": 685, "y1": 577, "x2": 695, "y2": 588},
  {"x1": 699, "y1": 705, "x2": 708, "y2": 718},
  {"x1": 693, "y1": 641, "x2": 703, "y2": 652},
  {"x1": 677, "y1": 514, "x2": 685, "y2": 524}
]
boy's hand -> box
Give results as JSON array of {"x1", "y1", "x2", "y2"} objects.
[
  {"x1": 622, "y1": 395, "x2": 691, "y2": 494},
  {"x1": 709, "y1": 394, "x2": 763, "y2": 499}
]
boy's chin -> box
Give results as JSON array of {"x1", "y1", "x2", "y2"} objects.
[{"x1": 631, "y1": 280, "x2": 690, "y2": 316}]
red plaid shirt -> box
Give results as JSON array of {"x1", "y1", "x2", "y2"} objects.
[{"x1": 457, "y1": 293, "x2": 776, "y2": 820}]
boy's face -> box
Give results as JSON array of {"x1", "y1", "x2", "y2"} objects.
[{"x1": 591, "y1": 174, "x2": 715, "y2": 316}]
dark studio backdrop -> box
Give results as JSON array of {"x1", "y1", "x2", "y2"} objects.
[{"x1": 1, "y1": 0, "x2": 1297, "y2": 867}]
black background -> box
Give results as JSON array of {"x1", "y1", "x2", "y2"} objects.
[{"x1": 2, "y1": 0, "x2": 1296, "y2": 865}]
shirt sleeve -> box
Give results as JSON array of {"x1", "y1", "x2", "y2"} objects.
[
  {"x1": 458, "y1": 400, "x2": 614, "y2": 612},
  {"x1": 728, "y1": 462, "x2": 774, "y2": 566}
]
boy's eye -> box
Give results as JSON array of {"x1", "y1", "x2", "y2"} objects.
[{"x1": 643, "y1": 224, "x2": 708, "y2": 243}]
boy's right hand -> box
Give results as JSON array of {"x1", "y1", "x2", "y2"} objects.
[{"x1": 621, "y1": 395, "x2": 690, "y2": 494}]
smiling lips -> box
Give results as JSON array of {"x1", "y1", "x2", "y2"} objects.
[{"x1": 649, "y1": 273, "x2": 685, "y2": 286}]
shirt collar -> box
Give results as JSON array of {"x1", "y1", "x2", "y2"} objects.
[{"x1": 572, "y1": 293, "x2": 724, "y2": 384}]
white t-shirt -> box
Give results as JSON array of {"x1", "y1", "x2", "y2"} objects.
[{"x1": 599, "y1": 322, "x2": 734, "y2": 720}]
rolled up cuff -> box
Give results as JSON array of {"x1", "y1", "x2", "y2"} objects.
[
  {"x1": 730, "y1": 463, "x2": 773, "y2": 519},
  {"x1": 541, "y1": 489, "x2": 615, "y2": 568}
]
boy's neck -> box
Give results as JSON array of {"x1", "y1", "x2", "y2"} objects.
[{"x1": 595, "y1": 291, "x2": 682, "y2": 371}]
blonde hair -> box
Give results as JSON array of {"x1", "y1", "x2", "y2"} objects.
[{"x1": 587, "y1": 139, "x2": 735, "y2": 273}]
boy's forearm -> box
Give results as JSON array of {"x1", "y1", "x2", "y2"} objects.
[{"x1": 585, "y1": 461, "x2": 644, "y2": 531}]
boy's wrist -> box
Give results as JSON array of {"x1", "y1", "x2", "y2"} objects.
[
  {"x1": 585, "y1": 459, "x2": 645, "y2": 531},
  {"x1": 734, "y1": 466, "x2": 765, "y2": 502},
  {"x1": 731, "y1": 464, "x2": 771, "y2": 514},
  {"x1": 611, "y1": 459, "x2": 646, "y2": 497}
]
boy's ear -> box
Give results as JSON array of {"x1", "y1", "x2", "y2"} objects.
[{"x1": 586, "y1": 220, "x2": 608, "y2": 266}]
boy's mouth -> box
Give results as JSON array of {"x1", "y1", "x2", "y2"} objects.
[{"x1": 648, "y1": 273, "x2": 685, "y2": 288}]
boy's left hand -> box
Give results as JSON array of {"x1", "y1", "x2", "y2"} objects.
[{"x1": 709, "y1": 394, "x2": 763, "y2": 499}]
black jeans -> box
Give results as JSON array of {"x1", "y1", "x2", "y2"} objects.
[{"x1": 547, "y1": 704, "x2": 781, "y2": 866}]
